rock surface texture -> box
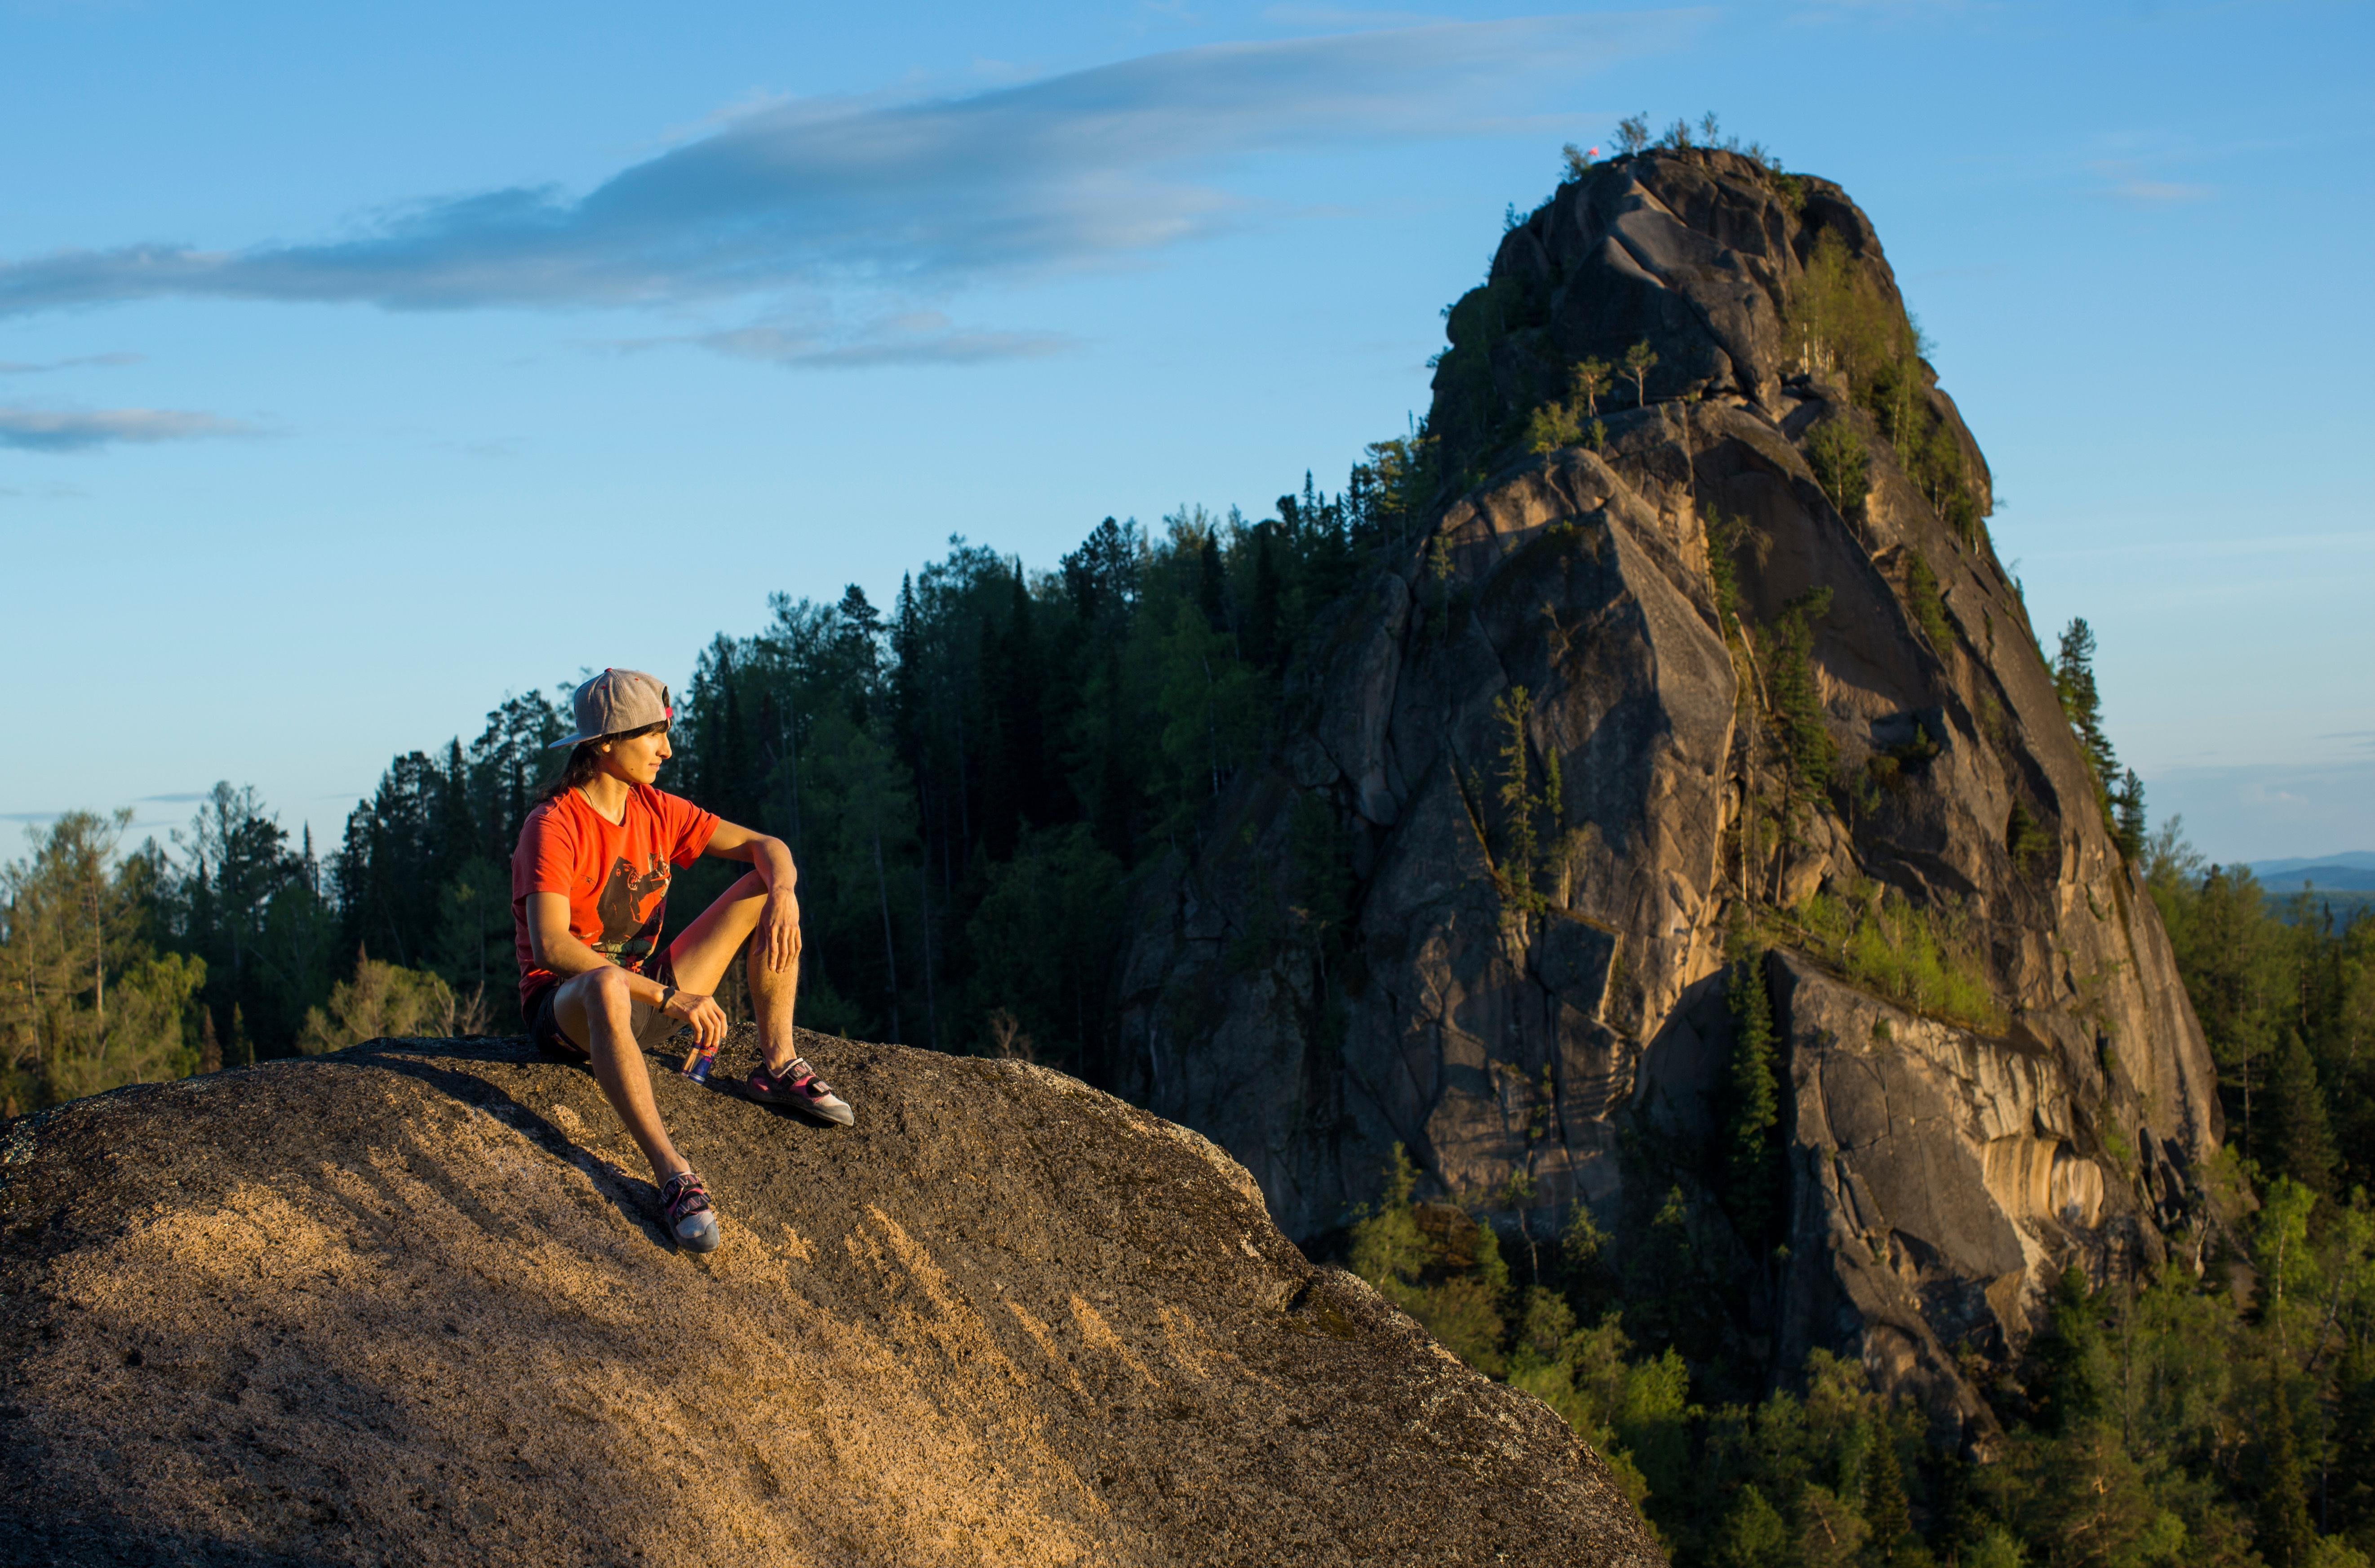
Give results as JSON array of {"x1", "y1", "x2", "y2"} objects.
[
  {"x1": 1115, "y1": 148, "x2": 2222, "y2": 1441},
  {"x1": 0, "y1": 1032, "x2": 1665, "y2": 1567}
]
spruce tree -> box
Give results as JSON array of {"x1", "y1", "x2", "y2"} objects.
[
  {"x1": 1722, "y1": 954, "x2": 1783, "y2": 1245},
  {"x1": 2259, "y1": 1359, "x2": 2317, "y2": 1568},
  {"x1": 1863, "y1": 1433, "x2": 1915, "y2": 1563},
  {"x1": 2053, "y1": 617, "x2": 2121, "y2": 786},
  {"x1": 2115, "y1": 768, "x2": 2147, "y2": 862},
  {"x1": 1767, "y1": 588, "x2": 1837, "y2": 801},
  {"x1": 2265, "y1": 1031, "x2": 2339, "y2": 1196}
]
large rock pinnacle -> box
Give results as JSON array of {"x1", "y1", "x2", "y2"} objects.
[{"x1": 1115, "y1": 147, "x2": 2222, "y2": 1443}]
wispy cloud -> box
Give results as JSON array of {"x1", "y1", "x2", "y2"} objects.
[
  {"x1": 1259, "y1": 4, "x2": 1447, "y2": 26},
  {"x1": 0, "y1": 351, "x2": 143, "y2": 374},
  {"x1": 2091, "y1": 160, "x2": 2211, "y2": 204},
  {"x1": 0, "y1": 16, "x2": 1693, "y2": 321},
  {"x1": 625, "y1": 309, "x2": 1077, "y2": 370},
  {"x1": 0, "y1": 407, "x2": 258, "y2": 453}
]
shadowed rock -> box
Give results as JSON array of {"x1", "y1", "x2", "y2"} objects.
[
  {"x1": 1115, "y1": 148, "x2": 2221, "y2": 1444},
  {"x1": 0, "y1": 1030, "x2": 1665, "y2": 1567}
]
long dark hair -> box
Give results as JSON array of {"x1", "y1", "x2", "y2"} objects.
[{"x1": 536, "y1": 722, "x2": 669, "y2": 804}]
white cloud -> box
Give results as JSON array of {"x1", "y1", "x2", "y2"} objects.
[
  {"x1": 0, "y1": 407, "x2": 257, "y2": 453},
  {"x1": 0, "y1": 15, "x2": 1697, "y2": 320}
]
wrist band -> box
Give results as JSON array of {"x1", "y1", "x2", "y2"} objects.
[{"x1": 661, "y1": 985, "x2": 678, "y2": 1010}]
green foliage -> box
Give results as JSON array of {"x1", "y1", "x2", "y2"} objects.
[
  {"x1": 1720, "y1": 951, "x2": 1783, "y2": 1246},
  {"x1": 1335, "y1": 1036, "x2": 2375, "y2": 1568},
  {"x1": 1623, "y1": 338, "x2": 1659, "y2": 409},
  {"x1": 2115, "y1": 769, "x2": 2148, "y2": 864},
  {"x1": 297, "y1": 952, "x2": 467, "y2": 1052},
  {"x1": 1763, "y1": 587, "x2": 1837, "y2": 804},
  {"x1": 0, "y1": 810, "x2": 206, "y2": 1115},
  {"x1": 1488, "y1": 686, "x2": 1551, "y2": 916},
  {"x1": 963, "y1": 825, "x2": 1125, "y2": 1067},
  {"x1": 1347, "y1": 1144, "x2": 1513, "y2": 1373},
  {"x1": 1906, "y1": 551, "x2": 1952, "y2": 651},
  {"x1": 2143, "y1": 819, "x2": 2375, "y2": 1194},
  {"x1": 2051, "y1": 616, "x2": 2148, "y2": 858},
  {"x1": 2007, "y1": 800, "x2": 2054, "y2": 874},
  {"x1": 1785, "y1": 229, "x2": 1986, "y2": 543},
  {"x1": 1805, "y1": 415, "x2": 1870, "y2": 519},
  {"x1": 1525, "y1": 398, "x2": 1582, "y2": 454},
  {"x1": 1525, "y1": 357, "x2": 1613, "y2": 455},
  {"x1": 2054, "y1": 618, "x2": 2118, "y2": 786},
  {"x1": 89, "y1": 439, "x2": 1420, "y2": 1071},
  {"x1": 1793, "y1": 878, "x2": 2004, "y2": 1031},
  {"x1": 1705, "y1": 508, "x2": 1746, "y2": 627},
  {"x1": 2265, "y1": 1033, "x2": 2340, "y2": 1196},
  {"x1": 1508, "y1": 1307, "x2": 1693, "y2": 1516}
]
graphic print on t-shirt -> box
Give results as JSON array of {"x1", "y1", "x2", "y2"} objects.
[{"x1": 594, "y1": 853, "x2": 671, "y2": 969}]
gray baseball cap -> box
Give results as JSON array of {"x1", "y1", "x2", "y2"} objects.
[{"x1": 550, "y1": 668, "x2": 675, "y2": 749}]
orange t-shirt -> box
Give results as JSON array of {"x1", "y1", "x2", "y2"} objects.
[{"x1": 511, "y1": 784, "x2": 720, "y2": 1008}]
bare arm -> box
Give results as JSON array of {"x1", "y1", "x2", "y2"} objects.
[{"x1": 703, "y1": 820, "x2": 802, "y2": 973}]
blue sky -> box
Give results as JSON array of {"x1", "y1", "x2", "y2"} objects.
[{"x1": 2, "y1": 0, "x2": 2369, "y2": 864}]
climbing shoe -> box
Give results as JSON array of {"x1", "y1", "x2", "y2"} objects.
[
  {"x1": 659, "y1": 1168, "x2": 721, "y2": 1253},
  {"x1": 744, "y1": 1056, "x2": 856, "y2": 1127}
]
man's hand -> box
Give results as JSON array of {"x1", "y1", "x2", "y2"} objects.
[
  {"x1": 755, "y1": 887, "x2": 803, "y2": 973},
  {"x1": 663, "y1": 987, "x2": 730, "y2": 1050}
]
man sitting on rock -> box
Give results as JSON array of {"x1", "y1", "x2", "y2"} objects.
[{"x1": 511, "y1": 667, "x2": 853, "y2": 1253}]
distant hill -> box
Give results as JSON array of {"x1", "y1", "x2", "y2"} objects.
[{"x1": 2248, "y1": 853, "x2": 2375, "y2": 891}]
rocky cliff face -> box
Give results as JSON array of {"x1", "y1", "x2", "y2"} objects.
[
  {"x1": 0, "y1": 1032, "x2": 1663, "y2": 1567},
  {"x1": 1115, "y1": 148, "x2": 2222, "y2": 1440}
]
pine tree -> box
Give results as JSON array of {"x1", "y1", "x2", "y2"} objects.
[
  {"x1": 2259, "y1": 1359, "x2": 2317, "y2": 1568},
  {"x1": 2265, "y1": 1030, "x2": 2339, "y2": 1196},
  {"x1": 2054, "y1": 617, "x2": 2121, "y2": 787},
  {"x1": 1863, "y1": 1432, "x2": 1915, "y2": 1562},
  {"x1": 1722, "y1": 953, "x2": 1783, "y2": 1245},
  {"x1": 1624, "y1": 339, "x2": 1659, "y2": 409},
  {"x1": 1766, "y1": 588, "x2": 1837, "y2": 801},
  {"x1": 2114, "y1": 768, "x2": 2147, "y2": 863}
]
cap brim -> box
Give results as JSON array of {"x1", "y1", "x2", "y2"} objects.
[{"x1": 549, "y1": 732, "x2": 595, "y2": 750}]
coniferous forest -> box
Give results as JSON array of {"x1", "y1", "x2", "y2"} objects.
[{"x1": 7, "y1": 384, "x2": 2375, "y2": 1564}]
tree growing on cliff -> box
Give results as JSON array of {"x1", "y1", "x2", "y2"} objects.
[
  {"x1": 1720, "y1": 951, "x2": 1783, "y2": 1247},
  {"x1": 1765, "y1": 587, "x2": 1837, "y2": 816},
  {"x1": 1624, "y1": 340, "x2": 1658, "y2": 410},
  {"x1": 1490, "y1": 686, "x2": 1551, "y2": 916},
  {"x1": 1806, "y1": 417, "x2": 1869, "y2": 520}
]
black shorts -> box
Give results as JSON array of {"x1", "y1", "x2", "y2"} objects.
[
  {"x1": 524, "y1": 982, "x2": 581, "y2": 1057},
  {"x1": 525, "y1": 962, "x2": 674, "y2": 1058}
]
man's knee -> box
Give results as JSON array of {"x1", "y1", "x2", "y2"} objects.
[{"x1": 565, "y1": 966, "x2": 635, "y2": 1010}]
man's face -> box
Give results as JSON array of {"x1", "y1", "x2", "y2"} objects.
[{"x1": 604, "y1": 726, "x2": 671, "y2": 785}]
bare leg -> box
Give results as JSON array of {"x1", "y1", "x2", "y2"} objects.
[
  {"x1": 665, "y1": 871, "x2": 800, "y2": 1073},
  {"x1": 553, "y1": 966, "x2": 688, "y2": 1182}
]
